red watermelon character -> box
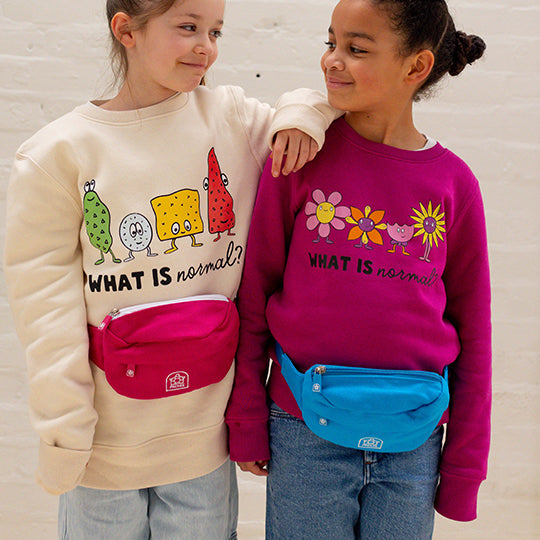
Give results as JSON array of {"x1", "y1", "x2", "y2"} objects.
[{"x1": 204, "y1": 147, "x2": 235, "y2": 242}]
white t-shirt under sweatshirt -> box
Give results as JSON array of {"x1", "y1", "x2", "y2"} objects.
[{"x1": 4, "y1": 85, "x2": 337, "y2": 495}]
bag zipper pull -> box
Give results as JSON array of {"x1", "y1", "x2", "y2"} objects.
[
  {"x1": 313, "y1": 366, "x2": 328, "y2": 427},
  {"x1": 98, "y1": 308, "x2": 120, "y2": 330},
  {"x1": 312, "y1": 365, "x2": 326, "y2": 392},
  {"x1": 125, "y1": 364, "x2": 136, "y2": 378}
]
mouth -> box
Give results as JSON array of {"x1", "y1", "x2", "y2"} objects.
[
  {"x1": 325, "y1": 76, "x2": 353, "y2": 90},
  {"x1": 181, "y1": 62, "x2": 207, "y2": 71}
]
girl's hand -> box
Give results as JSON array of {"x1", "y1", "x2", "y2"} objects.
[
  {"x1": 271, "y1": 128, "x2": 318, "y2": 178},
  {"x1": 237, "y1": 460, "x2": 269, "y2": 477}
]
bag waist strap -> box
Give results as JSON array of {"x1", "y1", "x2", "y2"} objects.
[
  {"x1": 88, "y1": 325, "x2": 105, "y2": 370},
  {"x1": 275, "y1": 343, "x2": 305, "y2": 408}
]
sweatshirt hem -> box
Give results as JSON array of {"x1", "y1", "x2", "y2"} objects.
[{"x1": 81, "y1": 421, "x2": 228, "y2": 490}]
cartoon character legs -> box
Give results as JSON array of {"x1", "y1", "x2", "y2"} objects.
[
  {"x1": 95, "y1": 249, "x2": 121, "y2": 265},
  {"x1": 165, "y1": 239, "x2": 179, "y2": 254},
  {"x1": 190, "y1": 235, "x2": 203, "y2": 247},
  {"x1": 419, "y1": 243, "x2": 432, "y2": 263}
]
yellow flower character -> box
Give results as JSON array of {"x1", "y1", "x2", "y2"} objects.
[{"x1": 410, "y1": 201, "x2": 446, "y2": 262}]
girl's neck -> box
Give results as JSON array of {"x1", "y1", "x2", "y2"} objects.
[
  {"x1": 100, "y1": 81, "x2": 179, "y2": 112},
  {"x1": 344, "y1": 104, "x2": 426, "y2": 151}
]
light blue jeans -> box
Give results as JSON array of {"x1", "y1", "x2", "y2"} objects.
[
  {"x1": 266, "y1": 403, "x2": 443, "y2": 540},
  {"x1": 58, "y1": 459, "x2": 238, "y2": 540}
]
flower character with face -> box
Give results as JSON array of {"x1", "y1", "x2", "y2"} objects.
[
  {"x1": 387, "y1": 223, "x2": 415, "y2": 255},
  {"x1": 305, "y1": 189, "x2": 351, "y2": 243},
  {"x1": 346, "y1": 206, "x2": 387, "y2": 249},
  {"x1": 410, "y1": 201, "x2": 446, "y2": 262}
]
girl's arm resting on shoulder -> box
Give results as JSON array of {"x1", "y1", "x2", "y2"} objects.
[
  {"x1": 435, "y1": 187, "x2": 492, "y2": 522},
  {"x1": 4, "y1": 155, "x2": 97, "y2": 495},
  {"x1": 228, "y1": 86, "x2": 340, "y2": 175}
]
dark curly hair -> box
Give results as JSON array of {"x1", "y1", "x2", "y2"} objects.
[{"x1": 372, "y1": 0, "x2": 486, "y2": 99}]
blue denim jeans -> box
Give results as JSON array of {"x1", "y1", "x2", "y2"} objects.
[
  {"x1": 266, "y1": 403, "x2": 443, "y2": 540},
  {"x1": 58, "y1": 459, "x2": 238, "y2": 540}
]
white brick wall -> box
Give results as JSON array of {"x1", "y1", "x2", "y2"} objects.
[{"x1": 0, "y1": 1, "x2": 538, "y2": 538}]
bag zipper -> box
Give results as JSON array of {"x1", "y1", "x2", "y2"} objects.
[
  {"x1": 310, "y1": 363, "x2": 445, "y2": 395},
  {"x1": 98, "y1": 294, "x2": 230, "y2": 329},
  {"x1": 97, "y1": 294, "x2": 231, "y2": 379}
]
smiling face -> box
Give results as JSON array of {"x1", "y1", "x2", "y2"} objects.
[
  {"x1": 387, "y1": 223, "x2": 414, "y2": 242},
  {"x1": 119, "y1": 213, "x2": 153, "y2": 252},
  {"x1": 316, "y1": 202, "x2": 336, "y2": 224},
  {"x1": 127, "y1": 0, "x2": 225, "y2": 103},
  {"x1": 320, "y1": 0, "x2": 412, "y2": 117}
]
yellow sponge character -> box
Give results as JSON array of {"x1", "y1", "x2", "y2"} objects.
[{"x1": 151, "y1": 189, "x2": 204, "y2": 253}]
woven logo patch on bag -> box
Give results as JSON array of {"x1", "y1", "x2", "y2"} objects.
[
  {"x1": 358, "y1": 437, "x2": 384, "y2": 450},
  {"x1": 166, "y1": 371, "x2": 190, "y2": 392}
]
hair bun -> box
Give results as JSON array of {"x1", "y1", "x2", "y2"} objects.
[{"x1": 450, "y1": 31, "x2": 486, "y2": 76}]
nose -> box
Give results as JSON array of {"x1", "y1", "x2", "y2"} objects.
[
  {"x1": 194, "y1": 34, "x2": 214, "y2": 56},
  {"x1": 323, "y1": 49, "x2": 344, "y2": 71}
]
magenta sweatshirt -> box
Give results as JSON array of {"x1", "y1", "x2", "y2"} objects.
[{"x1": 226, "y1": 117, "x2": 492, "y2": 522}]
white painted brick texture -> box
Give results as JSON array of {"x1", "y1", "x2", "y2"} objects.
[{"x1": 0, "y1": 1, "x2": 538, "y2": 538}]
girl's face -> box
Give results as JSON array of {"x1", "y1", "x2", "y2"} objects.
[
  {"x1": 129, "y1": 0, "x2": 225, "y2": 103},
  {"x1": 321, "y1": 0, "x2": 413, "y2": 116}
]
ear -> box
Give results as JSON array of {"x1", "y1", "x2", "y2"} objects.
[
  {"x1": 110, "y1": 12, "x2": 136, "y2": 49},
  {"x1": 405, "y1": 49, "x2": 435, "y2": 88}
]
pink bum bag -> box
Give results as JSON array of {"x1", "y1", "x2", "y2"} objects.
[{"x1": 88, "y1": 294, "x2": 239, "y2": 400}]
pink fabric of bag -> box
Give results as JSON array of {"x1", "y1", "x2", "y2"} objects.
[{"x1": 88, "y1": 294, "x2": 239, "y2": 400}]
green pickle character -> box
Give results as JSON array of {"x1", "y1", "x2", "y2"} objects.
[{"x1": 83, "y1": 180, "x2": 121, "y2": 265}]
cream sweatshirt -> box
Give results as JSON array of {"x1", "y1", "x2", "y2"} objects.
[{"x1": 4, "y1": 85, "x2": 337, "y2": 495}]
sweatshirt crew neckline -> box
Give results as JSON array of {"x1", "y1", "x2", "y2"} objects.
[
  {"x1": 334, "y1": 116, "x2": 447, "y2": 163},
  {"x1": 77, "y1": 92, "x2": 190, "y2": 124}
]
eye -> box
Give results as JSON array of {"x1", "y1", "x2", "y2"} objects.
[
  {"x1": 90, "y1": 179, "x2": 96, "y2": 190},
  {"x1": 179, "y1": 24, "x2": 196, "y2": 32},
  {"x1": 203, "y1": 178, "x2": 209, "y2": 190},
  {"x1": 84, "y1": 181, "x2": 91, "y2": 193},
  {"x1": 136, "y1": 222, "x2": 144, "y2": 236},
  {"x1": 130, "y1": 223, "x2": 138, "y2": 238},
  {"x1": 351, "y1": 46, "x2": 368, "y2": 54},
  {"x1": 325, "y1": 41, "x2": 336, "y2": 51},
  {"x1": 210, "y1": 30, "x2": 223, "y2": 39},
  {"x1": 184, "y1": 220, "x2": 192, "y2": 232},
  {"x1": 171, "y1": 222, "x2": 180, "y2": 235},
  {"x1": 221, "y1": 173, "x2": 228, "y2": 186}
]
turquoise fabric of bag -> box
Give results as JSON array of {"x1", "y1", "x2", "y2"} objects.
[{"x1": 276, "y1": 343, "x2": 450, "y2": 453}]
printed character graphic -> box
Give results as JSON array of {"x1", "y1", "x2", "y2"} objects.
[
  {"x1": 83, "y1": 180, "x2": 121, "y2": 265},
  {"x1": 119, "y1": 213, "x2": 158, "y2": 262},
  {"x1": 305, "y1": 189, "x2": 350, "y2": 244},
  {"x1": 204, "y1": 148, "x2": 235, "y2": 242},
  {"x1": 346, "y1": 206, "x2": 387, "y2": 249},
  {"x1": 410, "y1": 201, "x2": 446, "y2": 263},
  {"x1": 151, "y1": 189, "x2": 204, "y2": 253},
  {"x1": 386, "y1": 223, "x2": 415, "y2": 255}
]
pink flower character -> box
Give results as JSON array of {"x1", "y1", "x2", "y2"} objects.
[{"x1": 305, "y1": 189, "x2": 351, "y2": 244}]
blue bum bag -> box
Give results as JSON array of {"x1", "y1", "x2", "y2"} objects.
[{"x1": 276, "y1": 343, "x2": 449, "y2": 453}]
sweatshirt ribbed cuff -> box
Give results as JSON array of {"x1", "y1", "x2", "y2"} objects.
[
  {"x1": 227, "y1": 420, "x2": 270, "y2": 463},
  {"x1": 435, "y1": 470, "x2": 483, "y2": 522},
  {"x1": 37, "y1": 439, "x2": 92, "y2": 495}
]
